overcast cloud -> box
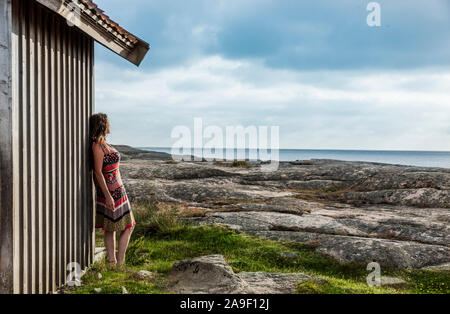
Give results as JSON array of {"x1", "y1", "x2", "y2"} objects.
[{"x1": 93, "y1": 0, "x2": 450, "y2": 150}]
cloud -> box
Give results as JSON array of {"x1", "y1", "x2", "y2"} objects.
[
  {"x1": 95, "y1": 56, "x2": 450, "y2": 150},
  {"x1": 90, "y1": 1, "x2": 450, "y2": 151},
  {"x1": 94, "y1": 0, "x2": 450, "y2": 71}
]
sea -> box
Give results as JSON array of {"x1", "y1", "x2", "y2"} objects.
[{"x1": 136, "y1": 147, "x2": 450, "y2": 169}]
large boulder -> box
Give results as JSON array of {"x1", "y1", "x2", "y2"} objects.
[
  {"x1": 188, "y1": 208, "x2": 450, "y2": 269},
  {"x1": 167, "y1": 255, "x2": 323, "y2": 294},
  {"x1": 168, "y1": 255, "x2": 250, "y2": 294},
  {"x1": 248, "y1": 230, "x2": 450, "y2": 269}
]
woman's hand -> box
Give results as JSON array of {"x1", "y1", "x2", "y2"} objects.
[
  {"x1": 93, "y1": 142, "x2": 116, "y2": 211},
  {"x1": 106, "y1": 195, "x2": 115, "y2": 211}
]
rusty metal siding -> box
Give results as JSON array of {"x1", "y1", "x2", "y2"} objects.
[{"x1": 5, "y1": 0, "x2": 95, "y2": 294}]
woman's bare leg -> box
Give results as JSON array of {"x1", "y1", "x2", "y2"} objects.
[
  {"x1": 104, "y1": 231, "x2": 117, "y2": 265},
  {"x1": 116, "y1": 227, "x2": 134, "y2": 266}
]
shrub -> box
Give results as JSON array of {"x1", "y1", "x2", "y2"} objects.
[
  {"x1": 132, "y1": 201, "x2": 184, "y2": 239},
  {"x1": 126, "y1": 236, "x2": 151, "y2": 266}
]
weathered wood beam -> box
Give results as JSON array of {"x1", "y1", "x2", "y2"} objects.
[{"x1": 35, "y1": 0, "x2": 149, "y2": 66}]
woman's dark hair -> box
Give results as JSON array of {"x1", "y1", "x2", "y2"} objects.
[{"x1": 89, "y1": 113, "x2": 109, "y2": 172}]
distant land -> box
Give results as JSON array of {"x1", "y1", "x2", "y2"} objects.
[{"x1": 136, "y1": 147, "x2": 450, "y2": 169}]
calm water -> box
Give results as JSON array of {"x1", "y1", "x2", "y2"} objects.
[{"x1": 137, "y1": 147, "x2": 450, "y2": 169}]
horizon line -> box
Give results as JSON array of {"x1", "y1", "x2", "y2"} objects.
[{"x1": 130, "y1": 146, "x2": 450, "y2": 153}]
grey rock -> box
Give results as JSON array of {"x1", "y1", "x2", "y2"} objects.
[
  {"x1": 421, "y1": 263, "x2": 450, "y2": 271},
  {"x1": 167, "y1": 254, "x2": 324, "y2": 294},
  {"x1": 237, "y1": 272, "x2": 323, "y2": 294},
  {"x1": 95, "y1": 247, "x2": 105, "y2": 254},
  {"x1": 188, "y1": 208, "x2": 449, "y2": 268},
  {"x1": 117, "y1": 154, "x2": 450, "y2": 269},
  {"x1": 197, "y1": 210, "x2": 449, "y2": 246},
  {"x1": 345, "y1": 188, "x2": 450, "y2": 208},
  {"x1": 135, "y1": 270, "x2": 156, "y2": 281},
  {"x1": 247, "y1": 230, "x2": 450, "y2": 269},
  {"x1": 286, "y1": 180, "x2": 346, "y2": 190},
  {"x1": 94, "y1": 247, "x2": 106, "y2": 264},
  {"x1": 380, "y1": 277, "x2": 408, "y2": 288},
  {"x1": 121, "y1": 160, "x2": 235, "y2": 181},
  {"x1": 168, "y1": 255, "x2": 250, "y2": 294}
]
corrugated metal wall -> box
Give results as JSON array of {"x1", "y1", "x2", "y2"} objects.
[
  {"x1": 0, "y1": 0, "x2": 14, "y2": 294},
  {"x1": 10, "y1": 0, "x2": 95, "y2": 294}
]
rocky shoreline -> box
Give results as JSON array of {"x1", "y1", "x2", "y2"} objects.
[{"x1": 116, "y1": 145, "x2": 450, "y2": 269}]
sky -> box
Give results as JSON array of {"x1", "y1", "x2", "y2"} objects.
[{"x1": 93, "y1": 0, "x2": 450, "y2": 151}]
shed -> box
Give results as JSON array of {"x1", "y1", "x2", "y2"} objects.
[{"x1": 0, "y1": 0, "x2": 149, "y2": 293}]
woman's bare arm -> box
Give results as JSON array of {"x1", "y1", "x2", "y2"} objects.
[{"x1": 92, "y1": 142, "x2": 115, "y2": 209}]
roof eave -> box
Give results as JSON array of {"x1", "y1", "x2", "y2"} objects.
[{"x1": 36, "y1": 0, "x2": 149, "y2": 66}]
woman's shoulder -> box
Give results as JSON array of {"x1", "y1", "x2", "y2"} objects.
[
  {"x1": 92, "y1": 141, "x2": 105, "y2": 152},
  {"x1": 91, "y1": 140, "x2": 100, "y2": 147}
]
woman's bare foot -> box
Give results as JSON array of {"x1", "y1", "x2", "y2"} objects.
[
  {"x1": 116, "y1": 227, "x2": 134, "y2": 267},
  {"x1": 104, "y1": 231, "x2": 117, "y2": 269}
]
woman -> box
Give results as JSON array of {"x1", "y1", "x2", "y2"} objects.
[{"x1": 89, "y1": 113, "x2": 136, "y2": 268}]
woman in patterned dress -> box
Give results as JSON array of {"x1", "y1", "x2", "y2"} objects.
[{"x1": 89, "y1": 113, "x2": 136, "y2": 267}]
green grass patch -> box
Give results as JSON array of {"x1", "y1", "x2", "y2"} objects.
[
  {"x1": 406, "y1": 270, "x2": 450, "y2": 294},
  {"x1": 68, "y1": 201, "x2": 450, "y2": 294}
]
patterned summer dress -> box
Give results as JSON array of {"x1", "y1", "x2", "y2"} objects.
[{"x1": 93, "y1": 141, "x2": 136, "y2": 232}]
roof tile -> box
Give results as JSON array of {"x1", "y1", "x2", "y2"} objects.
[{"x1": 77, "y1": 0, "x2": 139, "y2": 46}]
